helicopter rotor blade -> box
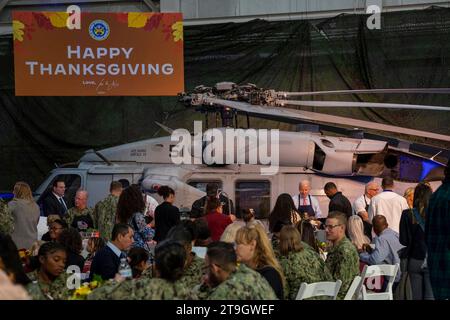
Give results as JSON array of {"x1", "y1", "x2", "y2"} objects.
[
  {"x1": 154, "y1": 121, "x2": 174, "y2": 134},
  {"x1": 277, "y1": 100, "x2": 450, "y2": 111},
  {"x1": 204, "y1": 98, "x2": 450, "y2": 142},
  {"x1": 280, "y1": 88, "x2": 450, "y2": 97},
  {"x1": 232, "y1": 109, "x2": 450, "y2": 160}
]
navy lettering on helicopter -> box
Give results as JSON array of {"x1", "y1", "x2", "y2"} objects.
[{"x1": 130, "y1": 149, "x2": 146, "y2": 157}]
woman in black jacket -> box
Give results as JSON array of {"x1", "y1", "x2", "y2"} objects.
[
  {"x1": 153, "y1": 186, "x2": 180, "y2": 242},
  {"x1": 399, "y1": 182, "x2": 434, "y2": 300}
]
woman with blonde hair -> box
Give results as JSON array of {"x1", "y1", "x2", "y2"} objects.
[
  {"x1": 235, "y1": 224, "x2": 285, "y2": 299},
  {"x1": 279, "y1": 225, "x2": 332, "y2": 299},
  {"x1": 403, "y1": 187, "x2": 415, "y2": 209},
  {"x1": 347, "y1": 215, "x2": 371, "y2": 251},
  {"x1": 8, "y1": 181, "x2": 40, "y2": 250}
]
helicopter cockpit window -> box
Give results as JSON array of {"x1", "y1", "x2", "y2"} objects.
[
  {"x1": 38, "y1": 174, "x2": 81, "y2": 209},
  {"x1": 313, "y1": 143, "x2": 326, "y2": 171},
  {"x1": 188, "y1": 180, "x2": 223, "y2": 194},
  {"x1": 235, "y1": 180, "x2": 270, "y2": 220}
]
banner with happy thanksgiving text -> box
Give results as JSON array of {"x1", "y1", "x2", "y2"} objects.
[{"x1": 12, "y1": 12, "x2": 184, "y2": 96}]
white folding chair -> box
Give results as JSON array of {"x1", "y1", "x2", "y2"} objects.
[
  {"x1": 357, "y1": 264, "x2": 400, "y2": 300},
  {"x1": 295, "y1": 280, "x2": 342, "y2": 300},
  {"x1": 343, "y1": 276, "x2": 362, "y2": 300}
]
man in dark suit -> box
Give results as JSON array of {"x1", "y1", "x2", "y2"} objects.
[
  {"x1": 42, "y1": 179, "x2": 69, "y2": 218},
  {"x1": 324, "y1": 182, "x2": 353, "y2": 218},
  {"x1": 89, "y1": 223, "x2": 134, "y2": 281}
]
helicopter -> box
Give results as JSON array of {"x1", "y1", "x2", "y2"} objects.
[{"x1": 33, "y1": 82, "x2": 449, "y2": 222}]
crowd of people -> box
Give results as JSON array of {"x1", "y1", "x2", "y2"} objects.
[{"x1": 0, "y1": 162, "x2": 449, "y2": 300}]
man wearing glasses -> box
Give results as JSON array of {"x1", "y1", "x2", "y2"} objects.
[
  {"x1": 352, "y1": 182, "x2": 380, "y2": 240},
  {"x1": 325, "y1": 211, "x2": 360, "y2": 300}
]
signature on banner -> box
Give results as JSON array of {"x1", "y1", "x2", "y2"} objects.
[{"x1": 81, "y1": 78, "x2": 120, "y2": 94}]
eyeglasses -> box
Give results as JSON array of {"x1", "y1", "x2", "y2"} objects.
[{"x1": 324, "y1": 224, "x2": 342, "y2": 230}]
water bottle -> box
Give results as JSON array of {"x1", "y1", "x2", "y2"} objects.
[{"x1": 118, "y1": 258, "x2": 132, "y2": 279}]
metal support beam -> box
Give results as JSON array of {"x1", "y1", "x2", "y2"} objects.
[{"x1": 143, "y1": 0, "x2": 159, "y2": 12}]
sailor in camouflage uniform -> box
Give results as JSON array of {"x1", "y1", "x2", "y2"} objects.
[
  {"x1": 64, "y1": 190, "x2": 94, "y2": 231},
  {"x1": 0, "y1": 198, "x2": 14, "y2": 235},
  {"x1": 27, "y1": 270, "x2": 71, "y2": 300},
  {"x1": 85, "y1": 278, "x2": 120, "y2": 300},
  {"x1": 26, "y1": 242, "x2": 72, "y2": 300},
  {"x1": 324, "y1": 212, "x2": 360, "y2": 299},
  {"x1": 278, "y1": 225, "x2": 332, "y2": 299},
  {"x1": 94, "y1": 276, "x2": 195, "y2": 300},
  {"x1": 92, "y1": 181, "x2": 122, "y2": 240},
  {"x1": 141, "y1": 252, "x2": 204, "y2": 290},
  {"x1": 139, "y1": 224, "x2": 206, "y2": 289},
  {"x1": 166, "y1": 224, "x2": 205, "y2": 289},
  {"x1": 89, "y1": 240, "x2": 195, "y2": 300},
  {"x1": 180, "y1": 253, "x2": 204, "y2": 289},
  {"x1": 196, "y1": 242, "x2": 277, "y2": 300}
]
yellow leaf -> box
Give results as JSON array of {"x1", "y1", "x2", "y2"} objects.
[
  {"x1": 128, "y1": 12, "x2": 148, "y2": 28},
  {"x1": 13, "y1": 20, "x2": 25, "y2": 42},
  {"x1": 171, "y1": 21, "x2": 183, "y2": 42},
  {"x1": 44, "y1": 12, "x2": 69, "y2": 28}
]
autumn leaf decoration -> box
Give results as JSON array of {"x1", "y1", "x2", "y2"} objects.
[
  {"x1": 171, "y1": 21, "x2": 183, "y2": 42},
  {"x1": 14, "y1": 12, "x2": 67, "y2": 43},
  {"x1": 162, "y1": 20, "x2": 183, "y2": 42},
  {"x1": 128, "y1": 12, "x2": 149, "y2": 28},
  {"x1": 32, "y1": 12, "x2": 54, "y2": 30},
  {"x1": 13, "y1": 20, "x2": 25, "y2": 41},
  {"x1": 12, "y1": 18, "x2": 35, "y2": 43},
  {"x1": 144, "y1": 14, "x2": 162, "y2": 31},
  {"x1": 43, "y1": 12, "x2": 70, "y2": 28},
  {"x1": 126, "y1": 12, "x2": 163, "y2": 31}
]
